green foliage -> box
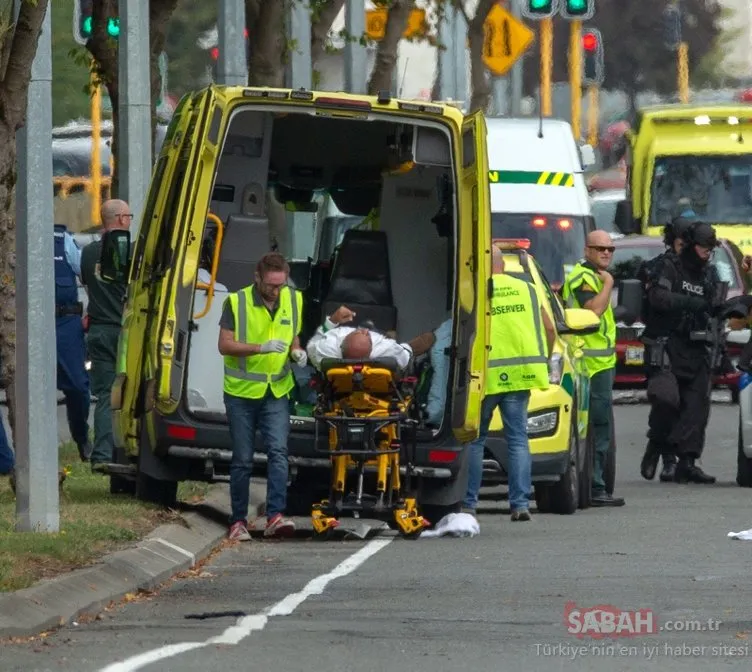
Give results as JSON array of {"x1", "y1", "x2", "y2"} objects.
[{"x1": 52, "y1": 1, "x2": 91, "y2": 125}]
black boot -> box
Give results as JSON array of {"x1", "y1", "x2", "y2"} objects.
[
  {"x1": 674, "y1": 456, "x2": 716, "y2": 484},
  {"x1": 640, "y1": 443, "x2": 660, "y2": 481},
  {"x1": 659, "y1": 456, "x2": 677, "y2": 482}
]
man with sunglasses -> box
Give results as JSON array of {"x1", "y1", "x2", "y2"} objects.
[
  {"x1": 562, "y1": 230, "x2": 625, "y2": 507},
  {"x1": 80, "y1": 199, "x2": 134, "y2": 472},
  {"x1": 641, "y1": 222, "x2": 723, "y2": 484}
]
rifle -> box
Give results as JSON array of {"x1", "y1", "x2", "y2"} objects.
[{"x1": 689, "y1": 281, "x2": 729, "y2": 391}]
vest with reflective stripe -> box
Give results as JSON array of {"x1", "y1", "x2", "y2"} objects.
[
  {"x1": 561, "y1": 262, "x2": 616, "y2": 377},
  {"x1": 486, "y1": 273, "x2": 550, "y2": 395},
  {"x1": 223, "y1": 285, "x2": 302, "y2": 400}
]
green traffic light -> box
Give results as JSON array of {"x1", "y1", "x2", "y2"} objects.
[
  {"x1": 566, "y1": 0, "x2": 589, "y2": 14},
  {"x1": 81, "y1": 16, "x2": 93, "y2": 37},
  {"x1": 530, "y1": 0, "x2": 553, "y2": 9},
  {"x1": 107, "y1": 17, "x2": 120, "y2": 38}
]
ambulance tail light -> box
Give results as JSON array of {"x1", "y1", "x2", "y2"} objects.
[
  {"x1": 493, "y1": 238, "x2": 531, "y2": 250},
  {"x1": 558, "y1": 218, "x2": 572, "y2": 230},
  {"x1": 532, "y1": 216, "x2": 546, "y2": 228},
  {"x1": 166, "y1": 424, "x2": 197, "y2": 441},
  {"x1": 428, "y1": 450, "x2": 458, "y2": 463},
  {"x1": 315, "y1": 96, "x2": 372, "y2": 112}
]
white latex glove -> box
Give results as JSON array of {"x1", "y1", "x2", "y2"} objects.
[
  {"x1": 290, "y1": 348, "x2": 307, "y2": 367},
  {"x1": 259, "y1": 339, "x2": 287, "y2": 354}
]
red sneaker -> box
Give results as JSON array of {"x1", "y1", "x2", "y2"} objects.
[
  {"x1": 228, "y1": 520, "x2": 251, "y2": 541},
  {"x1": 264, "y1": 513, "x2": 296, "y2": 538}
]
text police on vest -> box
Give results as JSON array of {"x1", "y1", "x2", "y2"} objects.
[{"x1": 681, "y1": 281, "x2": 704, "y2": 296}]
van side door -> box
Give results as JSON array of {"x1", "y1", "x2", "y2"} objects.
[{"x1": 451, "y1": 110, "x2": 491, "y2": 443}]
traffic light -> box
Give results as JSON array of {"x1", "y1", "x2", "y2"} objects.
[
  {"x1": 521, "y1": 0, "x2": 559, "y2": 20},
  {"x1": 73, "y1": 0, "x2": 120, "y2": 46},
  {"x1": 561, "y1": 0, "x2": 595, "y2": 20},
  {"x1": 581, "y1": 28, "x2": 604, "y2": 86},
  {"x1": 663, "y1": 5, "x2": 682, "y2": 50}
]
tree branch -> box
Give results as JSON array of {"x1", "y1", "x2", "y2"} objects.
[
  {"x1": 311, "y1": 0, "x2": 345, "y2": 66},
  {"x1": 3, "y1": 0, "x2": 49, "y2": 128},
  {"x1": 367, "y1": 0, "x2": 415, "y2": 94}
]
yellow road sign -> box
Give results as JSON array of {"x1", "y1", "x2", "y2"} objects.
[
  {"x1": 365, "y1": 8, "x2": 427, "y2": 41},
  {"x1": 482, "y1": 4, "x2": 535, "y2": 77}
]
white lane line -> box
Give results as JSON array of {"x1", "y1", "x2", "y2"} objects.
[
  {"x1": 151, "y1": 538, "x2": 196, "y2": 565},
  {"x1": 98, "y1": 537, "x2": 393, "y2": 672}
]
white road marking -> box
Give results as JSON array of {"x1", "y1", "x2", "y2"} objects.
[
  {"x1": 98, "y1": 537, "x2": 393, "y2": 672},
  {"x1": 151, "y1": 538, "x2": 196, "y2": 565}
]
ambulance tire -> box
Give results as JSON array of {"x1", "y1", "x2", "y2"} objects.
[
  {"x1": 286, "y1": 468, "x2": 331, "y2": 516},
  {"x1": 136, "y1": 471, "x2": 178, "y2": 508},
  {"x1": 536, "y1": 415, "x2": 579, "y2": 515},
  {"x1": 736, "y1": 415, "x2": 752, "y2": 488}
]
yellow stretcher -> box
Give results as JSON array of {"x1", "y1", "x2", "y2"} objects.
[{"x1": 310, "y1": 357, "x2": 430, "y2": 539}]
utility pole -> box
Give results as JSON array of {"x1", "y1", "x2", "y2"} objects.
[
  {"x1": 509, "y1": 0, "x2": 524, "y2": 116},
  {"x1": 438, "y1": 4, "x2": 457, "y2": 100},
  {"x1": 118, "y1": 0, "x2": 152, "y2": 237},
  {"x1": 344, "y1": 0, "x2": 367, "y2": 93},
  {"x1": 218, "y1": 0, "x2": 248, "y2": 85},
  {"x1": 15, "y1": 1, "x2": 59, "y2": 533},
  {"x1": 287, "y1": 1, "x2": 312, "y2": 89},
  {"x1": 539, "y1": 18, "x2": 553, "y2": 116},
  {"x1": 568, "y1": 19, "x2": 582, "y2": 141}
]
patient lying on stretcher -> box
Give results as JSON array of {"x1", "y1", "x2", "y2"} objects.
[{"x1": 306, "y1": 305, "x2": 413, "y2": 371}]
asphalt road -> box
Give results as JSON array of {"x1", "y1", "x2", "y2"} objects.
[{"x1": 5, "y1": 398, "x2": 752, "y2": 672}]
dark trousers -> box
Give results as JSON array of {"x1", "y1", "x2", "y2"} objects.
[
  {"x1": 648, "y1": 366, "x2": 710, "y2": 460},
  {"x1": 87, "y1": 324, "x2": 120, "y2": 465},
  {"x1": 0, "y1": 413, "x2": 12, "y2": 474},
  {"x1": 56, "y1": 315, "x2": 91, "y2": 449},
  {"x1": 590, "y1": 368, "x2": 615, "y2": 494}
]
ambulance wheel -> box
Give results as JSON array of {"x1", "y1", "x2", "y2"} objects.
[
  {"x1": 136, "y1": 472, "x2": 178, "y2": 508},
  {"x1": 537, "y1": 417, "x2": 579, "y2": 515},
  {"x1": 420, "y1": 501, "x2": 461, "y2": 525},
  {"x1": 736, "y1": 415, "x2": 752, "y2": 487},
  {"x1": 110, "y1": 474, "x2": 136, "y2": 496}
]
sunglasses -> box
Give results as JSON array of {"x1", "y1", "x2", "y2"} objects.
[{"x1": 588, "y1": 245, "x2": 615, "y2": 253}]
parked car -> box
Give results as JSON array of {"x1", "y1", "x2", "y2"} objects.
[{"x1": 609, "y1": 235, "x2": 749, "y2": 401}]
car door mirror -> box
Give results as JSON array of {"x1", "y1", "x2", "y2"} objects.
[
  {"x1": 615, "y1": 278, "x2": 642, "y2": 325},
  {"x1": 579, "y1": 143, "x2": 596, "y2": 169},
  {"x1": 558, "y1": 308, "x2": 601, "y2": 336},
  {"x1": 615, "y1": 199, "x2": 639, "y2": 235},
  {"x1": 99, "y1": 229, "x2": 131, "y2": 284}
]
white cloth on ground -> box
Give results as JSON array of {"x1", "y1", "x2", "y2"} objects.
[
  {"x1": 420, "y1": 512, "x2": 480, "y2": 538},
  {"x1": 728, "y1": 528, "x2": 752, "y2": 540}
]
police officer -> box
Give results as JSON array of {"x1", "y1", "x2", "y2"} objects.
[
  {"x1": 462, "y1": 247, "x2": 555, "y2": 521},
  {"x1": 641, "y1": 222, "x2": 722, "y2": 484},
  {"x1": 55, "y1": 224, "x2": 92, "y2": 462},
  {"x1": 639, "y1": 215, "x2": 695, "y2": 481},
  {"x1": 562, "y1": 230, "x2": 625, "y2": 507}
]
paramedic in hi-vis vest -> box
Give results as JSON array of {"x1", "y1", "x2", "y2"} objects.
[
  {"x1": 463, "y1": 248, "x2": 555, "y2": 522},
  {"x1": 218, "y1": 252, "x2": 308, "y2": 541},
  {"x1": 562, "y1": 230, "x2": 625, "y2": 507}
]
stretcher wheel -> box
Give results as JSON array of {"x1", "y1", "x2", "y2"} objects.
[
  {"x1": 312, "y1": 527, "x2": 338, "y2": 542},
  {"x1": 401, "y1": 530, "x2": 424, "y2": 540}
]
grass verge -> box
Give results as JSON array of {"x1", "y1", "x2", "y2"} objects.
[{"x1": 0, "y1": 442, "x2": 209, "y2": 592}]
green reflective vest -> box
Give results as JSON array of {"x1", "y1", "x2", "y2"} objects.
[
  {"x1": 223, "y1": 285, "x2": 302, "y2": 400},
  {"x1": 562, "y1": 261, "x2": 616, "y2": 377},
  {"x1": 487, "y1": 273, "x2": 550, "y2": 395}
]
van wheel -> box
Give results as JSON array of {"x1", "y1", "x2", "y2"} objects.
[
  {"x1": 136, "y1": 472, "x2": 178, "y2": 508},
  {"x1": 110, "y1": 474, "x2": 136, "y2": 495},
  {"x1": 286, "y1": 468, "x2": 330, "y2": 516},
  {"x1": 421, "y1": 501, "x2": 461, "y2": 525},
  {"x1": 535, "y1": 418, "x2": 579, "y2": 515},
  {"x1": 737, "y1": 415, "x2": 752, "y2": 487}
]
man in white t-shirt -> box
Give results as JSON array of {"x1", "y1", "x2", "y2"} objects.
[{"x1": 306, "y1": 305, "x2": 413, "y2": 371}]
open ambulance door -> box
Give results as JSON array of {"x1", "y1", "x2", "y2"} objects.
[{"x1": 451, "y1": 110, "x2": 491, "y2": 444}]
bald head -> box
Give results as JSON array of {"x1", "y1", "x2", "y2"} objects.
[
  {"x1": 342, "y1": 330, "x2": 372, "y2": 360},
  {"x1": 585, "y1": 229, "x2": 615, "y2": 270},
  {"x1": 101, "y1": 199, "x2": 132, "y2": 231}
]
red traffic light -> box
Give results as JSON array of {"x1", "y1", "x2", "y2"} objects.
[
  {"x1": 582, "y1": 32, "x2": 598, "y2": 52},
  {"x1": 210, "y1": 29, "x2": 249, "y2": 61}
]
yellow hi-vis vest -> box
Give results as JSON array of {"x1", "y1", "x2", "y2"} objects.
[
  {"x1": 223, "y1": 285, "x2": 302, "y2": 399},
  {"x1": 486, "y1": 273, "x2": 550, "y2": 395},
  {"x1": 561, "y1": 261, "x2": 616, "y2": 377}
]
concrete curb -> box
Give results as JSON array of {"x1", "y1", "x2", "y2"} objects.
[{"x1": 0, "y1": 481, "x2": 264, "y2": 640}]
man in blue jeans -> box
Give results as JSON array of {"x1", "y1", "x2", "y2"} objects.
[
  {"x1": 463, "y1": 250, "x2": 555, "y2": 521},
  {"x1": 0, "y1": 413, "x2": 12, "y2": 477},
  {"x1": 218, "y1": 253, "x2": 308, "y2": 541}
]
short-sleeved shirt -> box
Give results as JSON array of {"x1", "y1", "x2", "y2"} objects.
[
  {"x1": 80, "y1": 240, "x2": 127, "y2": 326},
  {"x1": 219, "y1": 285, "x2": 281, "y2": 331}
]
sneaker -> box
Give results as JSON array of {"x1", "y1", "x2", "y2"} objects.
[
  {"x1": 77, "y1": 441, "x2": 93, "y2": 462},
  {"x1": 264, "y1": 513, "x2": 296, "y2": 538},
  {"x1": 228, "y1": 521, "x2": 252, "y2": 541},
  {"x1": 511, "y1": 509, "x2": 532, "y2": 522}
]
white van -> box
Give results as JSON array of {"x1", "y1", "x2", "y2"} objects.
[{"x1": 487, "y1": 117, "x2": 596, "y2": 288}]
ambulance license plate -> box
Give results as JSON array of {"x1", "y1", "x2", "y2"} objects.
[{"x1": 625, "y1": 346, "x2": 644, "y2": 365}]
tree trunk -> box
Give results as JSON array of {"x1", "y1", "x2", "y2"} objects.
[
  {"x1": 367, "y1": 0, "x2": 415, "y2": 95},
  {"x1": 0, "y1": 0, "x2": 51, "y2": 441},
  {"x1": 468, "y1": 0, "x2": 496, "y2": 113},
  {"x1": 149, "y1": 0, "x2": 179, "y2": 159},
  {"x1": 246, "y1": 0, "x2": 287, "y2": 87},
  {"x1": 311, "y1": 0, "x2": 345, "y2": 67},
  {"x1": 86, "y1": 0, "x2": 119, "y2": 197}
]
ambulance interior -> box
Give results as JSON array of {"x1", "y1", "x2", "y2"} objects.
[{"x1": 186, "y1": 106, "x2": 458, "y2": 430}]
